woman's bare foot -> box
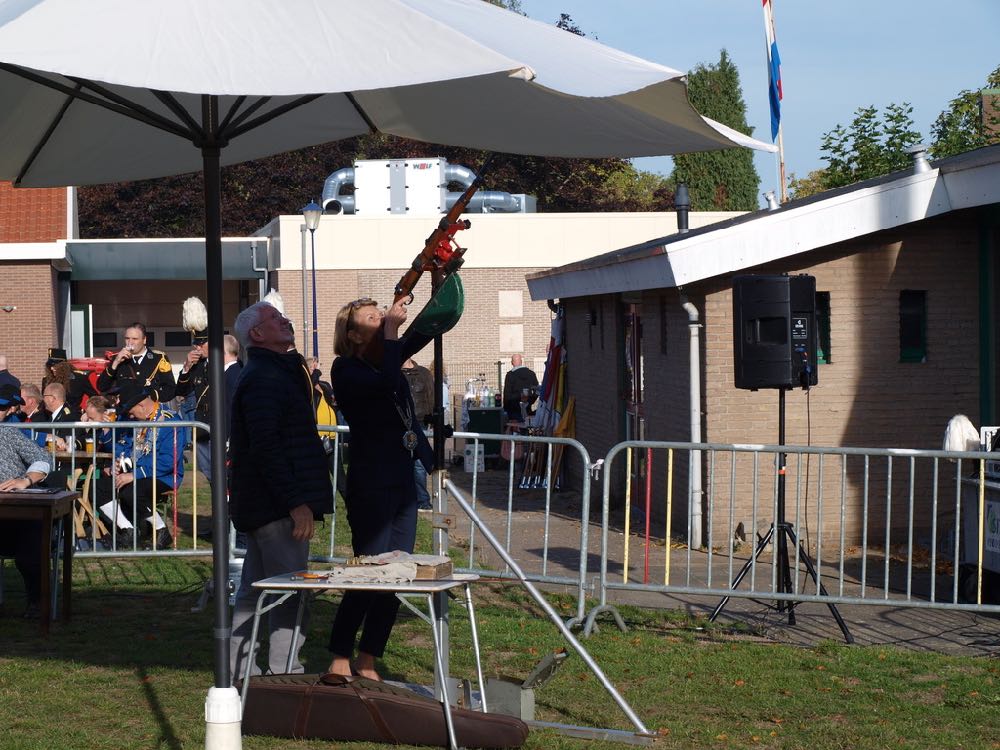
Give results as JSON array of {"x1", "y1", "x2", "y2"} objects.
[
  {"x1": 326, "y1": 655, "x2": 352, "y2": 677},
  {"x1": 353, "y1": 652, "x2": 381, "y2": 681}
]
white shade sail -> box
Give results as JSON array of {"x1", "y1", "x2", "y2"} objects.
[{"x1": 0, "y1": 0, "x2": 773, "y2": 187}]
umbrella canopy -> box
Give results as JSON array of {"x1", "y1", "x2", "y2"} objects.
[
  {"x1": 0, "y1": 0, "x2": 772, "y2": 187},
  {"x1": 0, "y1": 0, "x2": 772, "y2": 736}
]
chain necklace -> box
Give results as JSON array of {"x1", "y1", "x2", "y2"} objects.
[
  {"x1": 361, "y1": 356, "x2": 419, "y2": 457},
  {"x1": 134, "y1": 402, "x2": 160, "y2": 457}
]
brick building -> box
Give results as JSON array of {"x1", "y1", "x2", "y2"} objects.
[
  {"x1": 527, "y1": 145, "x2": 1000, "y2": 546},
  {"x1": 0, "y1": 182, "x2": 74, "y2": 384},
  {"x1": 0, "y1": 177, "x2": 737, "y2": 400}
]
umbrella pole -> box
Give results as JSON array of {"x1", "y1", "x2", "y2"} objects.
[{"x1": 201, "y1": 95, "x2": 243, "y2": 749}]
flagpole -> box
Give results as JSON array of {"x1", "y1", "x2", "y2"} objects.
[
  {"x1": 777, "y1": 125, "x2": 787, "y2": 203},
  {"x1": 762, "y1": 0, "x2": 787, "y2": 202}
]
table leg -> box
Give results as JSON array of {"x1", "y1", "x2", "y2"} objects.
[
  {"x1": 38, "y1": 508, "x2": 52, "y2": 635},
  {"x1": 240, "y1": 590, "x2": 296, "y2": 713},
  {"x1": 62, "y1": 515, "x2": 72, "y2": 622},
  {"x1": 285, "y1": 592, "x2": 308, "y2": 673},
  {"x1": 427, "y1": 593, "x2": 458, "y2": 750},
  {"x1": 463, "y1": 583, "x2": 486, "y2": 713}
]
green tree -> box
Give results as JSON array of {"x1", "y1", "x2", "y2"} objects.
[
  {"x1": 786, "y1": 169, "x2": 828, "y2": 200},
  {"x1": 819, "y1": 103, "x2": 921, "y2": 189},
  {"x1": 930, "y1": 65, "x2": 1000, "y2": 159},
  {"x1": 670, "y1": 50, "x2": 760, "y2": 211}
]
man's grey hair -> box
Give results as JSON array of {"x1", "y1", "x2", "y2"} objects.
[
  {"x1": 223, "y1": 334, "x2": 240, "y2": 358},
  {"x1": 0, "y1": 354, "x2": 7, "y2": 370},
  {"x1": 234, "y1": 302, "x2": 271, "y2": 350}
]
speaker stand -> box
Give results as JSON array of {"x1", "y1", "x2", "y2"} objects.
[{"x1": 709, "y1": 388, "x2": 853, "y2": 644}]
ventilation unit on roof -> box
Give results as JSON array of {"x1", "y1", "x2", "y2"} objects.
[{"x1": 320, "y1": 158, "x2": 534, "y2": 216}]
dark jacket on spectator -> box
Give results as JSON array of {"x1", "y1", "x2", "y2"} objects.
[{"x1": 229, "y1": 347, "x2": 332, "y2": 532}]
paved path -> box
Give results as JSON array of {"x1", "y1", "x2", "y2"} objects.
[{"x1": 445, "y1": 467, "x2": 1000, "y2": 657}]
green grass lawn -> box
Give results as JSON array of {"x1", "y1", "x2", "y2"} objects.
[{"x1": 2, "y1": 549, "x2": 998, "y2": 750}]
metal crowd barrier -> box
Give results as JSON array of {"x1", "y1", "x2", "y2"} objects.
[
  {"x1": 445, "y1": 430, "x2": 594, "y2": 627},
  {"x1": 1, "y1": 419, "x2": 215, "y2": 558},
  {"x1": 587, "y1": 439, "x2": 1000, "y2": 635}
]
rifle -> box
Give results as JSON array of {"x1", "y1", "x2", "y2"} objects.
[{"x1": 393, "y1": 153, "x2": 495, "y2": 303}]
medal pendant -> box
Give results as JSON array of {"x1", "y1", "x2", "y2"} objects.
[{"x1": 402, "y1": 430, "x2": 418, "y2": 457}]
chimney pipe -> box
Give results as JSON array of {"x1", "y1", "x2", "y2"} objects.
[
  {"x1": 675, "y1": 183, "x2": 690, "y2": 234},
  {"x1": 908, "y1": 144, "x2": 931, "y2": 174}
]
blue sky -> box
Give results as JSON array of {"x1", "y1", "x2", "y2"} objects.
[{"x1": 518, "y1": 0, "x2": 1000, "y2": 197}]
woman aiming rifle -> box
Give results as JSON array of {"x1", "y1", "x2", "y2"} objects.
[{"x1": 326, "y1": 296, "x2": 432, "y2": 680}]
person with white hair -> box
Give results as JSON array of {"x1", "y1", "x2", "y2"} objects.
[
  {"x1": 0, "y1": 388, "x2": 52, "y2": 617},
  {"x1": 228, "y1": 301, "x2": 332, "y2": 680}
]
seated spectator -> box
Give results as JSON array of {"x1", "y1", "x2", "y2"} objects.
[
  {"x1": 43, "y1": 349, "x2": 97, "y2": 419},
  {"x1": 94, "y1": 385, "x2": 188, "y2": 550},
  {"x1": 41, "y1": 382, "x2": 79, "y2": 452},
  {"x1": 0, "y1": 400, "x2": 53, "y2": 618},
  {"x1": 81, "y1": 396, "x2": 116, "y2": 452}
]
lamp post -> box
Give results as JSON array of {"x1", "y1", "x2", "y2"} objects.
[{"x1": 301, "y1": 201, "x2": 322, "y2": 360}]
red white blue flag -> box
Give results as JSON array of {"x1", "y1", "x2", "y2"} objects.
[{"x1": 762, "y1": 0, "x2": 782, "y2": 141}]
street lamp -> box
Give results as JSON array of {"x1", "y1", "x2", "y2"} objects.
[{"x1": 301, "y1": 200, "x2": 322, "y2": 360}]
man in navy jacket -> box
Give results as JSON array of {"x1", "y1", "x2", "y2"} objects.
[{"x1": 228, "y1": 301, "x2": 333, "y2": 680}]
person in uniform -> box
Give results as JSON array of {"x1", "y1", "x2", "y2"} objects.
[
  {"x1": 95, "y1": 383, "x2": 188, "y2": 550},
  {"x1": 43, "y1": 348, "x2": 99, "y2": 418},
  {"x1": 96, "y1": 323, "x2": 176, "y2": 404},
  {"x1": 42, "y1": 381, "x2": 80, "y2": 452},
  {"x1": 175, "y1": 297, "x2": 212, "y2": 474}
]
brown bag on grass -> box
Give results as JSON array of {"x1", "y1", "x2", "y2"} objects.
[{"x1": 237, "y1": 672, "x2": 529, "y2": 748}]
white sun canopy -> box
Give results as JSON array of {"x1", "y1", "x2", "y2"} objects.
[{"x1": 0, "y1": 0, "x2": 773, "y2": 187}]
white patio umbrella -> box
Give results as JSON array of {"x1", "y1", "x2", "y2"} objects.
[{"x1": 0, "y1": 0, "x2": 773, "y2": 744}]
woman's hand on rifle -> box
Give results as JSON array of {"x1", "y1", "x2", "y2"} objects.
[{"x1": 383, "y1": 299, "x2": 408, "y2": 341}]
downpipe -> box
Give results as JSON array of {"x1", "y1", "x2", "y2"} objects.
[{"x1": 681, "y1": 300, "x2": 703, "y2": 550}]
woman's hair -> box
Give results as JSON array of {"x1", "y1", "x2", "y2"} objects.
[
  {"x1": 334, "y1": 298, "x2": 379, "y2": 359},
  {"x1": 47, "y1": 361, "x2": 73, "y2": 386}
]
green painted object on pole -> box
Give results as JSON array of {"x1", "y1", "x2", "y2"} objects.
[{"x1": 410, "y1": 273, "x2": 465, "y2": 336}]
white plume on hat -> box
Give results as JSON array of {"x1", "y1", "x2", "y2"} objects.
[
  {"x1": 262, "y1": 289, "x2": 285, "y2": 315},
  {"x1": 182, "y1": 296, "x2": 208, "y2": 332}
]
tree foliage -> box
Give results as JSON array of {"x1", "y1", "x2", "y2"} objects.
[
  {"x1": 670, "y1": 50, "x2": 760, "y2": 211},
  {"x1": 786, "y1": 169, "x2": 828, "y2": 200},
  {"x1": 815, "y1": 103, "x2": 921, "y2": 190},
  {"x1": 930, "y1": 64, "x2": 1000, "y2": 159}
]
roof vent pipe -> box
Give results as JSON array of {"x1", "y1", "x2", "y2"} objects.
[
  {"x1": 446, "y1": 190, "x2": 521, "y2": 213},
  {"x1": 763, "y1": 191, "x2": 780, "y2": 211},
  {"x1": 908, "y1": 144, "x2": 931, "y2": 174},
  {"x1": 443, "y1": 163, "x2": 476, "y2": 189},
  {"x1": 321, "y1": 166, "x2": 355, "y2": 213},
  {"x1": 675, "y1": 183, "x2": 690, "y2": 233}
]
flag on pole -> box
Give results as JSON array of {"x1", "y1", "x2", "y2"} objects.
[{"x1": 762, "y1": 0, "x2": 782, "y2": 141}]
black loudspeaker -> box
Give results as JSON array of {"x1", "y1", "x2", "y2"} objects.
[{"x1": 732, "y1": 274, "x2": 818, "y2": 390}]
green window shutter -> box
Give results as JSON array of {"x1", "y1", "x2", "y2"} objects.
[
  {"x1": 815, "y1": 291, "x2": 831, "y2": 364},
  {"x1": 899, "y1": 289, "x2": 927, "y2": 363}
]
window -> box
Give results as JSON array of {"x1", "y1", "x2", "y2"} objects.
[
  {"x1": 815, "y1": 291, "x2": 831, "y2": 364},
  {"x1": 164, "y1": 330, "x2": 192, "y2": 348},
  {"x1": 92, "y1": 331, "x2": 117, "y2": 349},
  {"x1": 899, "y1": 290, "x2": 927, "y2": 363}
]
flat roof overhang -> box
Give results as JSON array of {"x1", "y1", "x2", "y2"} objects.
[{"x1": 65, "y1": 238, "x2": 267, "y2": 281}]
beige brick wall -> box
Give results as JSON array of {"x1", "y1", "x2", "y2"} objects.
[
  {"x1": 565, "y1": 212, "x2": 985, "y2": 546},
  {"x1": 272, "y1": 266, "x2": 556, "y2": 418}
]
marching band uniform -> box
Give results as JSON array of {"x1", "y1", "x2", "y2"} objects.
[{"x1": 97, "y1": 348, "x2": 176, "y2": 404}]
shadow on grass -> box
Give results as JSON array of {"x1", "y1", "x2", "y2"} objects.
[{"x1": 137, "y1": 665, "x2": 184, "y2": 750}]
